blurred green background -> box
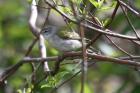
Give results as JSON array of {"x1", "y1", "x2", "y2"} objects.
[{"x1": 1, "y1": 0, "x2": 140, "y2": 93}]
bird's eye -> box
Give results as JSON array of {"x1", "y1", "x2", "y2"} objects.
[
  {"x1": 44, "y1": 30, "x2": 49, "y2": 33},
  {"x1": 42, "y1": 26, "x2": 52, "y2": 34}
]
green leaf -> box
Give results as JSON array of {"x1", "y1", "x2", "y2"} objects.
[
  {"x1": 17, "y1": 89, "x2": 22, "y2": 93},
  {"x1": 100, "y1": 1, "x2": 117, "y2": 10},
  {"x1": 89, "y1": 0, "x2": 104, "y2": 8},
  {"x1": 41, "y1": 71, "x2": 69, "y2": 88},
  {"x1": 26, "y1": 88, "x2": 32, "y2": 93},
  {"x1": 75, "y1": 83, "x2": 94, "y2": 93},
  {"x1": 50, "y1": 48, "x2": 59, "y2": 55},
  {"x1": 103, "y1": 18, "x2": 111, "y2": 27},
  {"x1": 55, "y1": 71, "x2": 69, "y2": 81},
  {"x1": 84, "y1": 83, "x2": 94, "y2": 93},
  {"x1": 41, "y1": 84, "x2": 52, "y2": 88},
  {"x1": 41, "y1": 76, "x2": 57, "y2": 88},
  {"x1": 58, "y1": 6, "x2": 73, "y2": 16},
  {"x1": 94, "y1": 17, "x2": 102, "y2": 26},
  {"x1": 27, "y1": 0, "x2": 32, "y2": 4}
]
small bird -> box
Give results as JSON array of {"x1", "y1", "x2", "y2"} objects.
[{"x1": 41, "y1": 25, "x2": 82, "y2": 52}]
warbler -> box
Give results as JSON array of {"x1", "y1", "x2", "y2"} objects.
[{"x1": 41, "y1": 25, "x2": 82, "y2": 52}]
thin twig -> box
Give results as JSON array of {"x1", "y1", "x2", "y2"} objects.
[
  {"x1": 86, "y1": 34, "x2": 102, "y2": 48},
  {"x1": 50, "y1": 62, "x2": 96, "y2": 93},
  {"x1": 131, "y1": 40, "x2": 140, "y2": 47},
  {"x1": 29, "y1": 0, "x2": 40, "y2": 37},
  {"x1": 86, "y1": 2, "x2": 120, "y2": 49},
  {"x1": 104, "y1": 2, "x2": 120, "y2": 28},
  {"x1": 119, "y1": 56, "x2": 140, "y2": 60},
  {"x1": 50, "y1": 70, "x2": 81, "y2": 93},
  {"x1": 1, "y1": 51, "x2": 140, "y2": 84},
  {"x1": 44, "y1": 0, "x2": 139, "y2": 41},
  {"x1": 105, "y1": 35, "x2": 133, "y2": 57},
  {"x1": 119, "y1": 1, "x2": 140, "y2": 39},
  {"x1": 39, "y1": 35, "x2": 50, "y2": 71},
  {"x1": 118, "y1": 1, "x2": 140, "y2": 70},
  {"x1": 117, "y1": 0, "x2": 140, "y2": 18},
  {"x1": 28, "y1": 0, "x2": 40, "y2": 85},
  {"x1": 79, "y1": 23, "x2": 87, "y2": 93}
]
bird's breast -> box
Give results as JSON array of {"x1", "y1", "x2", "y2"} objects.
[{"x1": 48, "y1": 35, "x2": 82, "y2": 51}]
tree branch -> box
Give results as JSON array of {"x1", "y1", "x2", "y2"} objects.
[
  {"x1": 117, "y1": 0, "x2": 140, "y2": 18},
  {"x1": 1, "y1": 51, "x2": 140, "y2": 84},
  {"x1": 44, "y1": 0, "x2": 139, "y2": 41}
]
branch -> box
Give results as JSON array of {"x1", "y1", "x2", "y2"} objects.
[
  {"x1": 44, "y1": 0, "x2": 139, "y2": 41},
  {"x1": 86, "y1": 2, "x2": 120, "y2": 48},
  {"x1": 119, "y1": 1, "x2": 140, "y2": 39},
  {"x1": 50, "y1": 62, "x2": 96, "y2": 93},
  {"x1": 105, "y1": 35, "x2": 133, "y2": 57},
  {"x1": 38, "y1": 35, "x2": 50, "y2": 72},
  {"x1": 104, "y1": 1, "x2": 120, "y2": 28},
  {"x1": 29, "y1": 0, "x2": 40, "y2": 37},
  {"x1": 29, "y1": 0, "x2": 50, "y2": 74},
  {"x1": 117, "y1": 0, "x2": 140, "y2": 18},
  {"x1": 50, "y1": 70, "x2": 81, "y2": 93},
  {"x1": 0, "y1": 61, "x2": 23, "y2": 84},
  {"x1": 79, "y1": 23, "x2": 87, "y2": 93},
  {"x1": 119, "y1": 56, "x2": 140, "y2": 60},
  {"x1": 1, "y1": 51, "x2": 140, "y2": 84},
  {"x1": 20, "y1": 53, "x2": 140, "y2": 67}
]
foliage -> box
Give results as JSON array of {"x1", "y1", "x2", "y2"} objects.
[{"x1": 0, "y1": 0, "x2": 140, "y2": 93}]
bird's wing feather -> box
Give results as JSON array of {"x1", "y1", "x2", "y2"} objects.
[{"x1": 57, "y1": 28, "x2": 81, "y2": 40}]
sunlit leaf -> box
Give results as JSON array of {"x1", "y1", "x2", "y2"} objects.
[
  {"x1": 17, "y1": 89, "x2": 22, "y2": 93},
  {"x1": 41, "y1": 84, "x2": 52, "y2": 88},
  {"x1": 75, "y1": 83, "x2": 94, "y2": 93},
  {"x1": 26, "y1": 88, "x2": 32, "y2": 93},
  {"x1": 27, "y1": 0, "x2": 32, "y2": 4},
  {"x1": 89, "y1": 0, "x2": 104, "y2": 8}
]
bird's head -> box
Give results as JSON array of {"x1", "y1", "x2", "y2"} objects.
[{"x1": 41, "y1": 25, "x2": 57, "y2": 39}]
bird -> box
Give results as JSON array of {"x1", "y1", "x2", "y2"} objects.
[{"x1": 41, "y1": 25, "x2": 82, "y2": 52}]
